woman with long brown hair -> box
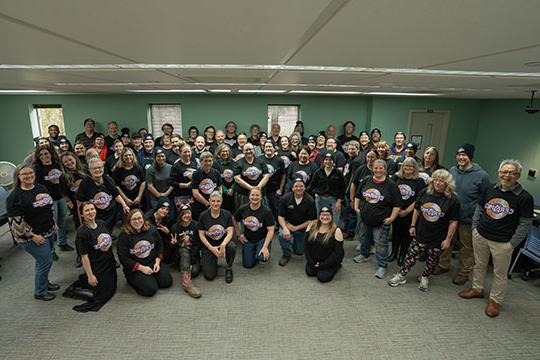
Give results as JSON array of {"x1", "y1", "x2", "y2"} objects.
[
  {"x1": 117, "y1": 208, "x2": 173, "y2": 297},
  {"x1": 305, "y1": 207, "x2": 344, "y2": 283}
]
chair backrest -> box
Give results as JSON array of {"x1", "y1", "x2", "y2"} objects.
[{"x1": 524, "y1": 226, "x2": 540, "y2": 260}]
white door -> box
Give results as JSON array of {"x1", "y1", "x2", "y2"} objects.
[{"x1": 407, "y1": 110, "x2": 450, "y2": 160}]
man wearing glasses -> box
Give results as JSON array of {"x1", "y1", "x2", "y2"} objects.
[{"x1": 459, "y1": 159, "x2": 534, "y2": 317}]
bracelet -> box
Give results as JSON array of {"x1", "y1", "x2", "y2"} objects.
[{"x1": 410, "y1": 225, "x2": 415, "y2": 228}]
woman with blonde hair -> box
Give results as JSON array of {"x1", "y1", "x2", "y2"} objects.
[
  {"x1": 112, "y1": 147, "x2": 146, "y2": 211},
  {"x1": 305, "y1": 207, "x2": 344, "y2": 283},
  {"x1": 388, "y1": 169, "x2": 459, "y2": 291},
  {"x1": 389, "y1": 157, "x2": 426, "y2": 265},
  {"x1": 375, "y1": 141, "x2": 398, "y2": 176}
]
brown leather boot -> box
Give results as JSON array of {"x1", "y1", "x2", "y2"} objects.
[
  {"x1": 182, "y1": 271, "x2": 201, "y2": 299},
  {"x1": 485, "y1": 299, "x2": 500, "y2": 318},
  {"x1": 458, "y1": 288, "x2": 485, "y2": 299},
  {"x1": 432, "y1": 266, "x2": 449, "y2": 276}
]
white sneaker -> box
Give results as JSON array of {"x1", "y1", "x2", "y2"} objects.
[
  {"x1": 388, "y1": 273, "x2": 407, "y2": 287},
  {"x1": 375, "y1": 267, "x2": 387, "y2": 279},
  {"x1": 418, "y1": 276, "x2": 429, "y2": 291},
  {"x1": 353, "y1": 254, "x2": 369, "y2": 263}
]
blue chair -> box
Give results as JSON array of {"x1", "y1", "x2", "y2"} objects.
[{"x1": 509, "y1": 226, "x2": 540, "y2": 279}]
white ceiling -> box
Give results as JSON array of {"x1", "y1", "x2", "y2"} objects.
[{"x1": 0, "y1": 0, "x2": 539, "y2": 98}]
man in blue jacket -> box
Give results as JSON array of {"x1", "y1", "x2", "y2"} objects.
[{"x1": 434, "y1": 144, "x2": 490, "y2": 285}]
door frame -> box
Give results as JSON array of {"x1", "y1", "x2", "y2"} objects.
[{"x1": 407, "y1": 109, "x2": 451, "y2": 160}]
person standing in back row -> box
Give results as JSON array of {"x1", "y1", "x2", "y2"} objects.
[{"x1": 433, "y1": 144, "x2": 490, "y2": 286}]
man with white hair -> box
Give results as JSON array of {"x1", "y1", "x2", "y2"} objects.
[{"x1": 459, "y1": 159, "x2": 534, "y2": 317}]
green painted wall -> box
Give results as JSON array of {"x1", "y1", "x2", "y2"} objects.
[
  {"x1": 0, "y1": 94, "x2": 538, "y2": 196},
  {"x1": 474, "y1": 99, "x2": 540, "y2": 196},
  {"x1": 0, "y1": 94, "x2": 369, "y2": 163},
  {"x1": 370, "y1": 97, "x2": 481, "y2": 166}
]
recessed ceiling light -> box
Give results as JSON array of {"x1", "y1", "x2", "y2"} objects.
[
  {"x1": 208, "y1": 89, "x2": 232, "y2": 93},
  {"x1": 366, "y1": 92, "x2": 440, "y2": 96},
  {"x1": 289, "y1": 90, "x2": 362, "y2": 95},
  {"x1": 238, "y1": 90, "x2": 287, "y2": 93},
  {"x1": 126, "y1": 89, "x2": 206, "y2": 93}
]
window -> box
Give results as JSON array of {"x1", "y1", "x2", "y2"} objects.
[
  {"x1": 267, "y1": 105, "x2": 300, "y2": 136},
  {"x1": 149, "y1": 104, "x2": 182, "y2": 137},
  {"x1": 30, "y1": 105, "x2": 65, "y2": 138}
]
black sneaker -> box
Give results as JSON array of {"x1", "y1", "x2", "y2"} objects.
[
  {"x1": 279, "y1": 255, "x2": 291, "y2": 267},
  {"x1": 59, "y1": 244, "x2": 74, "y2": 252},
  {"x1": 47, "y1": 283, "x2": 60, "y2": 291},
  {"x1": 34, "y1": 292, "x2": 56, "y2": 301},
  {"x1": 51, "y1": 252, "x2": 59, "y2": 261},
  {"x1": 225, "y1": 268, "x2": 233, "y2": 283}
]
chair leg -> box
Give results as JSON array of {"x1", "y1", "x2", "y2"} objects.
[{"x1": 508, "y1": 252, "x2": 521, "y2": 280}]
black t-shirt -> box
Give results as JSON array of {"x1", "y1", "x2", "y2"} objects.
[
  {"x1": 169, "y1": 159, "x2": 199, "y2": 197},
  {"x1": 350, "y1": 165, "x2": 373, "y2": 188},
  {"x1": 6, "y1": 184, "x2": 55, "y2": 235},
  {"x1": 343, "y1": 156, "x2": 363, "y2": 185},
  {"x1": 260, "y1": 155, "x2": 285, "y2": 192},
  {"x1": 75, "y1": 175, "x2": 119, "y2": 226},
  {"x1": 164, "y1": 148, "x2": 180, "y2": 165},
  {"x1": 234, "y1": 203, "x2": 275, "y2": 242},
  {"x1": 117, "y1": 225, "x2": 163, "y2": 271},
  {"x1": 34, "y1": 163, "x2": 63, "y2": 200},
  {"x1": 287, "y1": 161, "x2": 317, "y2": 188},
  {"x1": 112, "y1": 165, "x2": 145, "y2": 200},
  {"x1": 233, "y1": 157, "x2": 268, "y2": 195},
  {"x1": 394, "y1": 177, "x2": 426, "y2": 210},
  {"x1": 415, "y1": 190, "x2": 460, "y2": 246},
  {"x1": 355, "y1": 176, "x2": 402, "y2": 226},
  {"x1": 213, "y1": 160, "x2": 235, "y2": 189},
  {"x1": 277, "y1": 149, "x2": 294, "y2": 169},
  {"x1": 191, "y1": 168, "x2": 222, "y2": 201},
  {"x1": 170, "y1": 221, "x2": 201, "y2": 250},
  {"x1": 59, "y1": 171, "x2": 84, "y2": 203},
  {"x1": 278, "y1": 192, "x2": 317, "y2": 226},
  {"x1": 477, "y1": 185, "x2": 534, "y2": 242},
  {"x1": 76, "y1": 220, "x2": 115, "y2": 274},
  {"x1": 198, "y1": 209, "x2": 233, "y2": 246}
]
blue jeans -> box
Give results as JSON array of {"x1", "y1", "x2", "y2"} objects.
[
  {"x1": 315, "y1": 195, "x2": 340, "y2": 225},
  {"x1": 18, "y1": 235, "x2": 54, "y2": 296},
  {"x1": 242, "y1": 238, "x2": 272, "y2": 268},
  {"x1": 343, "y1": 198, "x2": 357, "y2": 235},
  {"x1": 360, "y1": 222, "x2": 391, "y2": 268},
  {"x1": 279, "y1": 228, "x2": 306, "y2": 257},
  {"x1": 52, "y1": 198, "x2": 67, "y2": 247}
]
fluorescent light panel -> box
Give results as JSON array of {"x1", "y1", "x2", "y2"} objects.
[
  {"x1": 127, "y1": 89, "x2": 206, "y2": 93},
  {"x1": 238, "y1": 90, "x2": 287, "y2": 93},
  {"x1": 209, "y1": 89, "x2": 232, "y2": 93},
  {"x1": 0, "y1": 90, "x2": 55, "y2": 93},
  {"x1": 366, "y1": 92, "x2": 440, "y2": 96},
  {"x1": 289, "y1": 90, "x2": 362, "y2": 95},
  {"x1": 2, "y1": 63, "x2": 540, "y2": 78}
]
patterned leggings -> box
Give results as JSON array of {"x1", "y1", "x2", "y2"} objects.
[{"x1": 400, "y1": 239, "x2": 442, "y2": 278}]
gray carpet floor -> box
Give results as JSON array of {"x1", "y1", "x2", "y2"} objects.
[{"x1": 0, "y1": 222, "x2": 539, "y2": 360}]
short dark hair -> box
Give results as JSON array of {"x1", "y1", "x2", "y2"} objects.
[
  {"x1": 84, "y1": 118, "x2": 95, "y2": 126},
  {"x1": 48, "y1": 124, "x2": 59, "y2": 131}
]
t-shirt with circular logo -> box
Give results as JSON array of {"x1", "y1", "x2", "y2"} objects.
[
  {"x1": 35, "y1": 163, "x2": 63, "y2": 200},
  {"x1": 355, "y1": 176, "x2": 402, "y2": 226},
  {"x1": 76, "y1": 220, "x2": 115, "y2": 275},
  {"x1": 117, "y1": 225, "x2": 163, "y2": 271},
  {"x1": 234, "y1": 203, "x2": 275, "y2": 242},
  {"x1": 233, "y1": 157, "x2": 268, "y2": 195},
  {"x1": 415, "y1": 189, "x2": 460, "y2": 246},
  {"x1": 169, "y1": 159, "x2": 199, "y2": 197},
  {"x1": 260, "y1": 155, "x2": 285, "y2": 193},
  {"x1": 198, "y1": 208, "x2": 233, "y2": 246},
  {"x1": 6, "y1": 184, "x2": 55, "y2": 235},
  {"x1": 394, "y1": 177, "x2": 426, "y2": 210},
  {"x1": 75, "y1": 175, "x2": 119, "y2": 227},
  {"x1": 112, "y1": 165, "x2": 144, "y2": 201},
  {"x1": 477, "y1": 185, "x2": 534, "y2": 242}
]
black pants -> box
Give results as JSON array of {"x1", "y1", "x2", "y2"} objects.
[
  {"x1": 174, "y1": 246, "x2": 201, "y2": 277},
  {"x1": 70, "y1": 267, "x2": 117, "y2": 312},
  {"x1": 305, "y1": 263, "x2": 341, "y2": 283},
  {"x1": 125, "y1": 264, "x2": 173, "y2": 297},
  {"x1": 201, "y1": 242, "x2": 236, "y2": 280},
  {"x1": 390, "y1": 214, "x2": 413, "y2": 264}
]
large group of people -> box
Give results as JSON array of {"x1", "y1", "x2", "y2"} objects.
[{"x1": 6, "y1": 118, "x2": 534, "y2": 318}]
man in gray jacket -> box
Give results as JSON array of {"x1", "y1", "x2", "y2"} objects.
[{"x1": 433, "y1": 144, "x2": 490, "y2": 285}]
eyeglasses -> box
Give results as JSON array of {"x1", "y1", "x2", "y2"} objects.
[
  {"x1": 499, "y1": 171, "x2": 518, "y2": 177},
  {"x1": 89, "y1": 167, "x2": 103, "y2": 170}
]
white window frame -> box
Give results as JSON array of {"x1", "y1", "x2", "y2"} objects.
[
  {"x1": 267, "y1": 104, "x2": 300, "y2": 137},
  {"x1": 148, "y1": 104, "x2": 182, "y2": 138},
  {"x1": 29, "y1": 104, "x2": 65, "y2": 139}
]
